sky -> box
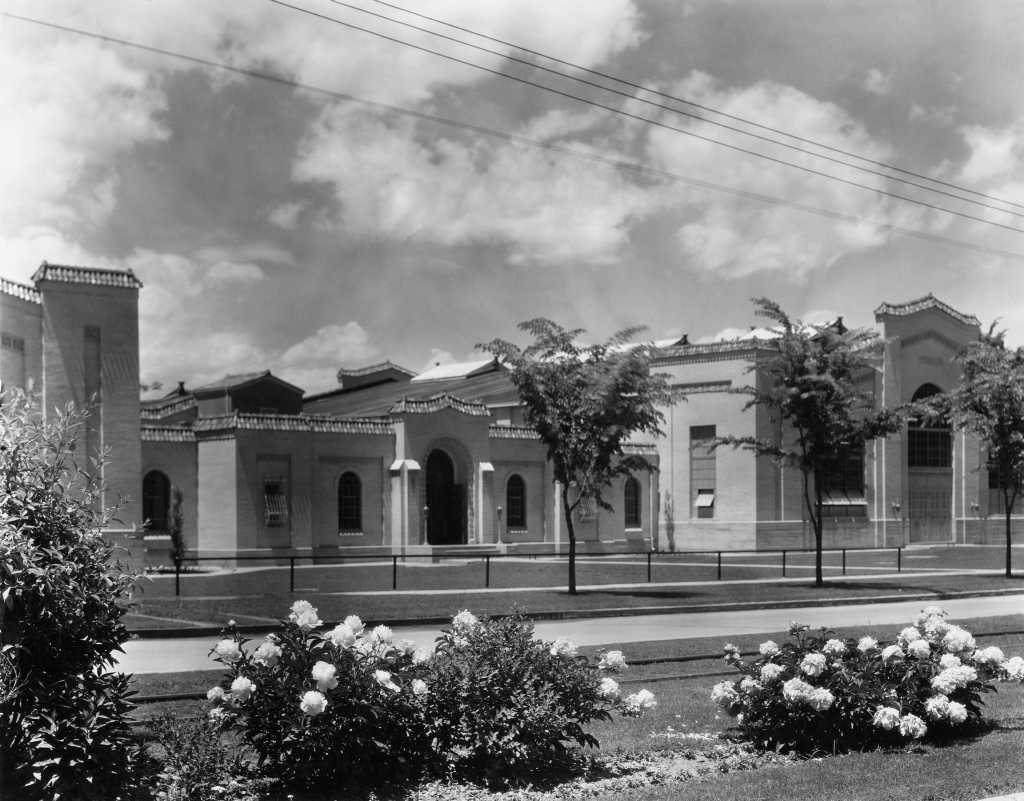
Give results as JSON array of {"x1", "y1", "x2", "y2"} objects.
[{"x1": 3, "y1": 0, "x2": 1024, "y2": 395}]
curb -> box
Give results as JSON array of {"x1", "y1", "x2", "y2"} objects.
[{"x1": 126, "y1": 585, "x2": 1024, "y2": 639}]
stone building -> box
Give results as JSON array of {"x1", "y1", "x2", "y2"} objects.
[{"x1": 2, "y1": 263, "x2": 1013, "y2": 561}]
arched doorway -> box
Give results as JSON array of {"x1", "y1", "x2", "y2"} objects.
[
  {"x1": 425, "y1": 449, "x2": 465, "y2": 545},
  {"x1": 142, "y1": 470, "x2": 170, "y2": 532},
  {"x1": 907, "y1": 383, "x2": 952, "y2": 543}
]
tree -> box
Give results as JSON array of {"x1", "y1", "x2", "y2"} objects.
[
  {"x1": 718, "y1": 299, "x2": 902, "y2": 587},
  {"x1": 0, "y1": 390, "x2": 141, "y2": 800},
  {"x1": 480, "y1": 319, "x2": 673, "y2": 595},
  {"x1": 938, "y1": 325, "x2": 1024, "y2": 577}
]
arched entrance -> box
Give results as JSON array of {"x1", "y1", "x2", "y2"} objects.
[
  {"x1": 425, "y1": 449, "x2": 465, "y2": 545},
  {"x1": 907, "y1": 383, "x2": 952, "y2": 543}
]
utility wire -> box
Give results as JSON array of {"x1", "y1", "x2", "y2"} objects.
[
  {"x1": 4, "y1": 10, "x2": 1024, "y2": 263},
  {"x1": 266, "y1": 0, "x2": 1024, "y2": 236},
  {"x1": 371, "y1": 0, "x2": 1024, "y2": 215}
]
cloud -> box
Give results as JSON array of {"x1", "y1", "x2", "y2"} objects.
[
  {"x1": 909, "y1": 103, "x2": 957, "y2": 127},
  {"x1": 862, "y1": 68, "x2": 892, "y2": 96},
  {"x1": 957, "y1": 123, "x2": 1024, "y2": 184},
  {"x1": 276, "y1": 323, "x2": 379, "y2": 392},
  {"x1": 267, "y1": 201, "x2": 306, "y2": 230}
]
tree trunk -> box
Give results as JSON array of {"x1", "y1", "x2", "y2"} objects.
[
  {"x1": 1005, "y1": 487, "x2": 1016, "y2": 578},
  {"x1": 802, "y1": 468, "x2": 824, "y2": 587},
  {"x1": 562, "y1": 485, "x2": 578, "y2": 595}
]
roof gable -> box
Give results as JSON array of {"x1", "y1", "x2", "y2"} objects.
[{"x1": 874, "y1": 294, "x2": 980, "y2": 328}]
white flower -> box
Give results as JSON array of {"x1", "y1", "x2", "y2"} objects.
[
  {"x1": 942, "y1": 626, "x2": 976, "y2": 654},
  {"x1": 739, "y1": 676, "x2": 762, "y2": 694},
  {"x1": 300, "y1": 690, "x2": 328, "y2": 716},
  {"x1": 213, "y1": 639, "x2": 242, "y2": 663},
  {"x1": 923, "y1": 616, "x2": 951, "y2": 643},
  {"x1": 289, "y1": 600, "x2": 322, "y2": 631},
  {"x1": 822, "y1": 639, "x2": 847, "y2": 657},
  {"x1": 759, "y1": 640, "x2": 780, "y2": 657},
  {"x1": 872, "y1": 706, "x2": 900, "y2": 730},
  {"x1": 800, "y1": 652, "x2": 827, "y2": 677},
  {"x1": 857, "y1": 636, "x2": 878, "y2": 653},
  {"x1": 881, "y1": 644, "x2": 904, "y2": 663},
  {"x1": 907, "y1": 639, "x2": 931, "y2": 659},
  {"x1": 550, "y1": 637, "x2": 578, "y2": 658},
  {"x1": 939, "y1": 653, "x2": 962, "y2": 670},
  {"x1": 899, "y1": 713, "x2": 927, "y2": 739},
  {"x1": 343, "y1": 615, "x2": 365, "y2": 635},
  {"x1": 451, "y1": 610, "x2": 479, "y2": 631},
  {"x1": 782, "y1": 678, "x2": 814, "y2": 705},
  {"x1": 947, "y1": 701, "x2": 968, "y2": 724},
  {"x1": 230, "y1": 676, "x2": 255, "y2": 702},
  {"x1": 931, "y1": 665, "x2": 978, "y2": 694},
  {"x1": 711, "y1": 681, "x2": 739, "y2": 707},
  {"x1": 623, "y1": 689, "x2": 657, "y2": 715},
  {"x1": 722, "y1": 643, "x2": 742, "y2": 663},
  {"x1": 1001, "y1": 656, "x2": 1024, "y2": 681},
  {"x1": 898, "y1": 626, "x2": 923, "y2": 646},
  {"x1": 598, "y1": 677, "x2": 621, "y2": 700},
  {"x1": 206, "y1": 686, "x2": 225, "y2": 702},
  {"x1": 371, "y1": 625, "x2": 394, "y2": 644},
  {"x1": 253, "y1": 639, "x2": 282, "y2": 667},
  {"x1": 412, "y1": 647, "x2": 431, "y2": 665},
  {"x1": 208, "y1": 707, "x2": 226, "y2": 721},
  {"x1": 374, "y1": 669, "x2": 399, "y2": 693},
  {"x1": 925, "y1": 694, "x2": 950, "y2": 720},
  {"x1": 915, "y1": 606, "x2": 948, "y2": 628},
  {"x1": 599, "y1": 650, "x2": 628, "y2": 671},
  {"x1": 972, "y1": 646, "x2": 1005, "y2": 667},
  {"x1": 326, "y1": 623, "x2": 356, "y2": 649},
  {"x1": 808, "y1": 687, "x2": 834, "y2": 712},
  {"x1": 760, "y1": 663, "x2": 784, "y2": 683},
  {"x1": 411, "y1": 679, "x2": 429, "y2": 697},
  {"x1": 311, "y1": 661, "x2": 338, "y2": 692}
]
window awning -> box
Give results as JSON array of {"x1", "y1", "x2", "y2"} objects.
[
  {"x1": 264, "y1": 492, "x2": 287, "y2": 516},
  {"x1": 696, "y1": 492, "x2": 715, "y2": 508}
]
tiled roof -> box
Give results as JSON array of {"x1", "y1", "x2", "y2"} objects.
[
  {"x1": 336, "y1": 361, "x2": 416, "y2": 379},
  {"x1": 193, "y1": 413, "x2": 394, "y2": 436},
  {"x1": 141, "y1": 426, "x2": 196, "y2": 442},
  {"x1": 0, "y1": 276, "x2": 41, "y2": 303},
  {"x1": 874, "y1": 294, "x2": 980, "y2": 327},
  {"x1": 411, "y1": 358, "x2": 497, "y2": 382},
  {"x1": 140, "y1": 395, "x2": 197, "y2": 420},
  {"x1": 488, "y1": 424, "x2": 540, "y2": 440},
  {"x1": 390, "y1": 393, "x2": 491, "y2": 417},
  {"x1": 31, "y1": 262, "x2": 143, "y2": 289},
  {"x1": 192, "y1": 370, "x2": 304, "y2": 396}
]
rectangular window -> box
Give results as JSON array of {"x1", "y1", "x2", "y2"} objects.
[
  {"x1": 987, "y1": 457, "x2": 1021, "y2": 515},
  {"x1": 263, "y1": 477, "x2": 288, "y2": 526},
  {"x1": 908, "y1": 429, "x2": 952, "y2": 468},
  {"x1": 690, "y1": 425, "x2": 716, "y2": 519},
  {"x1": 820, "y1": 446, "x2": 867, "y2": 517}
]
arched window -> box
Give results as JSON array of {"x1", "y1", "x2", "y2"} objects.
[
  {"x1": 624, "y1": 476, "x2": 641, "y2": 528},
  {"x1": 142, "y1": 470, "x2": 170, "y2": 531},
  {"x1": 908, "y1": 383, "x2": 951, "y2": 468},
  {"x1": 338, "y1": 472, "x2": 362, "y2": 532},
  {"x1": 506, "y1": 474, "x2": 526, "y2": 529}
]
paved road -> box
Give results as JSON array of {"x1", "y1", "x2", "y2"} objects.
[{"x1": 116, "y1": 592, "x2": 1024, "y2": 674}]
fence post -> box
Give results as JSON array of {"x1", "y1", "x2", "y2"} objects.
[
  {"x1": 842, "y1": 548, "x2": 847, "y2": 576},
  {"x1": 717, "y1": 551, "x2": 722, "y2": 581},
  {"x1": 485, "y1": 555, "x2": 491, "y2": 588},
  {"x1": 647, "y1": 551, "x2": 652, "y2": 583},
  {"x1": 897, "y1": 546, "x2": 902, "y2": 573},
  {"x1": 289, "y1": 556, "x2": 295, "y2": 593},
  {"x1": 782, "y1": 550, "x2": 786, "y2": 578},
  {"x1": 393, "y1": 555, "x2": 398, "y2": 590},
  {"x1": 174, "y1": 557, "x2": 181, "y2": 597}
]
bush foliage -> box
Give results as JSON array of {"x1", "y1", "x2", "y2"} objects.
[{"x1": 0, "y1": 391, "x2": 140, "y2": 800}]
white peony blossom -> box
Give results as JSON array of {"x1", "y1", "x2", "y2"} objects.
[
  {"x1": 289, "y1": 600, "x2": 322, "y2": 631},
  {"x1": 374, "y1": 669, "x2": 400, "y2": 693},
  {"x1": 947, "y1": 701, "x2": 968, "y2": 725},
  {"x1": 907, "y1": 639, "x2": 931, "y2": 659},
  {"x1": 939, "y1": 653, "x2": 962, "y2": 670},
  {"x1": 898, "y1": 626, "x2": 923, "y2": 646},
  {"x1": 412, "y1": 647, "x2": 431, "y2": 665},
  {"x1": 411, "y1": 679, "x2": 429, "y2": 697},
  {"x1": 599, "y1": 650, "x2": 628, "y2": 671},
  {"x1": 206, "y1": 686, "x2": 225, "y2": 702},
  {"x1": 371, "y1": 625, "x2": 394, "y2": 644},
  {"x1": 899, "y1": 713, "x2": 927, "y2": 739},
  {"x1": 972, "y1": 646, "x2": 1005, "y2": 667},
  {"x1": 872, "y1": 706, "x2": 900, "y2": 730},
  {"x1": 213, "y1": 638, "x2": 242, "y2": 663},
  {"x1": 800, "y1": 652, "x2": 827, "y2": 677},
  {"x1": 942, "y1": 626, "x2": 976, "y2": 654},
  {"x1": 623, "y1": 688, "x2": 657, "y2": 715},
  {"x1": 711, "y1": 681, "x2": 739, "y2": 707},
  {"x1": 451, "y1": 610, "x2": 479, "y2": 631},
  {"x1": 300, "y1": 690, "x2": 328, "y2": 716},
  {"x1": 915, "y1": 606, "x2": 948, "y2": 626},
  {"x1": 343, "y1": 615, "x2": 365, "y2": 636},
  {"x1": 931, "y1": 664, "x2": 978, "y2": 694},
  {"x1": 857, "y1": 636, "x2": 878, "y2": 653},
  {"x1": 598, "y1": 677, "x2": 621, "y2": 700},
  {"x1": 881, "y1": 644, "x2": 904, "y2": 663},
  {"x1": 739, "y1": 676, "x2": 762, "y2": 694},
  {"x1": 311, "y1": 661, "x2": 338, "y2": 692},
  {"x1": 822, "y1": 639, "x2": 847, "y2": 657},
  {"x1": 925, "y1": 694, "x2": 950, "y2": 720},
  {"x1": 723, "y1": 643, "x2": 742, "y2": 663},
  {"x1": 253, "y1": 639, "x2": 282, "y2": 667},
  {"x1": 760, "y1": 663, "x2": 784, "y2": 683},
  {"x1": 550, "y1": 637, "x2": 579, "y2": 658},
  {"x1": 759, "y1": 640, "x2": 780, "y2": 657},
  {"x1": 1001, "y1": 656, "x2": 1024, "y2": 681},
  {"x1": 230, "y1": 676, "x2": 255, "y2": 702},
  {"x1": 326, "y1": 623, "x2": 356, "y2": 649},
  {"x1": 808, "y1": 687, "x2": 834, "y2": 712},
  {"x1": 782, "y1": 678, "x2": 814, "y2": 705}
]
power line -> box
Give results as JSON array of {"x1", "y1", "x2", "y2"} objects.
[
  {"x1": 266, "y1": 0, "x2": 1024, "y2": 236},
  {"x1": 370, "y1": 0, "x2": 1024, "y2": 215},
  {"x1": 3, "y1": 10, "x2": 1024, "y2": 264}
]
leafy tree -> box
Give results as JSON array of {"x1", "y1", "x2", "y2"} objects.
[
  {"x1": 481, "y1": 319, "x2": 673, "y2": 594},
  {"x1": 935, "y1": 325, "x2": 1024, "y2": 577},
  {"x1": 168, "y1": 485, "x2": 186, "y2": 565},
  {"x1": 0, "y1": 390, "x2": 141, "y2": 800},
  {"x1": 718, "y1": 299, "x2": 901, "y2": 587}
]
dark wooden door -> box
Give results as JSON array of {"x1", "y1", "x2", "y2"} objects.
[{"x1": 426, "y1": 450, "x2": 464, "y2": 545}]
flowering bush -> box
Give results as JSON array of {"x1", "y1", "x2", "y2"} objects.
[
  {"x1": 208, "y1": 605, "x2": 653, "y2": 790},
  {"x1": 418, "y1": 611, "x2": 651, "y2": 785},
  {"x1": 207, "y1": 605, "x2": 427, "y2": 789},
  {"x1": 712, "y1": 608, "x2": 1024, "y2": 754}
]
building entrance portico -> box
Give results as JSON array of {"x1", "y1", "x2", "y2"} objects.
[{"x1": 425, "y1": 448, "x2": 465, "y2": 545}]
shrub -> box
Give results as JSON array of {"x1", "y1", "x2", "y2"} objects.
[
  {"x1": 0, "y1": 391, "x2": 140, "y2": 800},
  {"x1": 712, "y1": 607, "x2": 1024, "y2": 754}
]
